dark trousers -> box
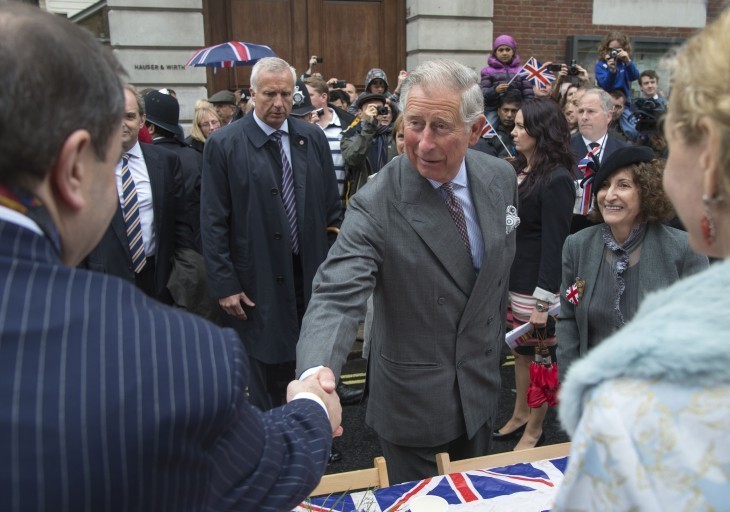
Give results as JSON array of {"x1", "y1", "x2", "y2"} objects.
[
  {"x1": 379, "y1": 421, "x2": 493, "y2": 485},
  {"x1": 246, "y1": 252, "x2": 305, "y2": 411}
]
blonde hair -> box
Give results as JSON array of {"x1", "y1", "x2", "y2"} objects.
[
  {"x1": 190, "y1": 106, "x2": 220, "y2": 143},
  {"x1": 195, "y1": 99, "x2": 213, "y2": 111},
  {"x1": 666, "y1": 8, "x2": 730, "y2": 195}
]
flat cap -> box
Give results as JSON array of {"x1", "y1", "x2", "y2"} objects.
[{"x1": 207, "y1": 90, "x2": 236, "y2": 105}]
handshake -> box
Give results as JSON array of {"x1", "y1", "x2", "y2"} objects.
[{"x1": 287, "y1": 367, "x2": 344, "y2": 437}]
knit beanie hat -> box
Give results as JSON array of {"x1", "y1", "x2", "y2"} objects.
[{"x1": 493, "y1": 34, "x2": 517, "y2": 51}]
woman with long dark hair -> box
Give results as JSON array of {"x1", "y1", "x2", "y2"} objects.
[{"x1": 493, "y1": 98, "x2": 576, "y2": 450}]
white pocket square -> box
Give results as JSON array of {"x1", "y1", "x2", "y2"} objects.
[{"x1": 506, "y1": 205, "x2": 520, "y2": 234}]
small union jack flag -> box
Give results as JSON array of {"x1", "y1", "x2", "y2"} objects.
[
  {"x1": 481, "y1": 118, "x2": 497, "y2": 138},
  {"x1": 565, "y1": 284, "x2": 580, "y2": 305},
  {"x1": 517, "y1": 57, "x2": 557, "y2": 89}
]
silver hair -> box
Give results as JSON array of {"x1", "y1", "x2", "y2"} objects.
[
  {"x1": 581, "y1": 88, "x2": 614, "y2": 114},
  {"x1": 400, "y1": 59, "x2": 484, "y2": 125},
  {"x1": 250, "y1": 57, "x2": 297, "y2": 92}
]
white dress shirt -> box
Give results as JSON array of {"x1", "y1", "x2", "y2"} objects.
[{"x1": 115, "y1": 141, "x2": 156, "y2": 257}]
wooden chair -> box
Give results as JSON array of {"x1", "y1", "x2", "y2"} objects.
[
  {"x1": 310, "y1": 456, "x2": 389, "y2": 497},
  {"x1": 436, "y1": 442, "x2": 571, "y2": 475}
]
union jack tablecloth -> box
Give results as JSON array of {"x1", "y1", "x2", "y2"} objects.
[{"x1": 295, "y1": 456, "x2": 568, "y2": 511}]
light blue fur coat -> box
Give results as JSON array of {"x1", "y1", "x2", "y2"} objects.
[{"x1": 559, "y1": 258, "x2": 730, "y2": 435}]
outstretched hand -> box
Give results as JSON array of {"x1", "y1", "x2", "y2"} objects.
[{"x1": 287, "y1": 367, "x2": 343, "y2": 437}]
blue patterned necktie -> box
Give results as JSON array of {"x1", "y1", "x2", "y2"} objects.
[
  {"x1": 441, "y1": 182, "x2": 471, "y2": 258},
  {"x1": 271, "y1": 130, "x2": 299, "y2": 254},
  {"x1": 120, "y1": 153, "x2": 147, "y2": 273}
]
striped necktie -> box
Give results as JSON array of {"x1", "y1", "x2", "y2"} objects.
[
  {"x1": 578, "y1": 142, "x2": 600, "y2": 215},
  {"x1": 441, "y1": 182, "x2": 471, "y2": 258},
  {"x1": 120, "y1": 153, "x2": 147, "y2": 273},
  {"x1": 272, "y1": 130, "x2": 299, "y2": 254}
]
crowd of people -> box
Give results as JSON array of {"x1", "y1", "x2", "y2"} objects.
[{"x1": 1, "y1": 1, "x2": 729, "y2": 509}]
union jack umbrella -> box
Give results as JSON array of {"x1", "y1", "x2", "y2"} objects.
[{"x1": 185, "y1": 41, "x2": 276, "y2": 68}]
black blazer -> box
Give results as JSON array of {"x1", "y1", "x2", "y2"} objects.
[
  {"x1": 85, "y1": 143, "x2": 194, "y2": 304},
  {"x1": 509, "y1": 166, "x2": 576, "y2": 296}
]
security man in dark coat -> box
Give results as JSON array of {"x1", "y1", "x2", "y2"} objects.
[{"x1": 201, "y1": 57, "x2": 342, "y2": 410}]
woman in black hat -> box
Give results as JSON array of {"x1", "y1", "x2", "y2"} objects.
[{"x1": 556, "y1": 146, "x2": 708, "y2": 375}]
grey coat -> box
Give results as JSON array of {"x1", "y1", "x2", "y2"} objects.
[
  {"x1": 201, "y1": 114, "x2": 342, "y2": 364},
  {"x1": 556, "y1": 223, "x2": 709, "y2": 373},
  {"x1": 296, "y1": 149, "x2": 518, "y2": 447}
]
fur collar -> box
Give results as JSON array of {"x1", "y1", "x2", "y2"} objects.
[{"x1": 559, "y1": 259, "x2": 730, "y2": 435}]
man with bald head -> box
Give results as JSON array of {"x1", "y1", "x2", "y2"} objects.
[{"x1": 297, "y1": 59, "x2": 518, "y2": 484}]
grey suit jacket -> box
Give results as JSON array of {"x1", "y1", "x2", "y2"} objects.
[
  {"x1": 297, "y1": 150, "x2": 518, "y2": 447},
  {"x1": 557, "y1": 223, "x2": 709, "y2": 374}
]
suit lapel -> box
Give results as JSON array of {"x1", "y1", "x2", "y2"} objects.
[
  {"x1": 109, "y1": 205, "x2": 132, "y2": 261},
  {"x1": 394, "y1": 159, "x2": 475, "y2": 296},
  {"x1": 578, "y1": 227, "x2": 606, "y2": 340}
]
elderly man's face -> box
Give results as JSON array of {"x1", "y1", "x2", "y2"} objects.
[
  {"x1": 214, "y1": 103, "x2": 236, "y2": 124},
  {"x1": 578, "y1": 92, "x2": 612, "y2": 142},
  {"x1": 403, "y1": 85, "x2": 481, "y2": 183},
  {"x1": 252, "y1": 70, "x2": 294, "y2": 129}
]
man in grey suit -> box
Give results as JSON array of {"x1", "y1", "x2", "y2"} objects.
[
  {"x1": 201, "y1": 57, "x2": 342, "y2": 411},
  {"x1": 297, "y1": 59, "x2": 519, "y2": 484}
]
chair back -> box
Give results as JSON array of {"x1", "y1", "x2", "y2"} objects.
[
  {"x1": 436, "y1": 442, "x2": 571, "y2": 475},
  {"x1": 311, "y1": 456, "x2": 389, "y2": 497}
]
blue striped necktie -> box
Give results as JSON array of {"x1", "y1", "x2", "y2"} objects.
[
  {"x1": 271, "y1": 130, "x2": 299, "y2": 254},
  {"x1": 120, "y1": 153, "x2": 147, "y2": 273},
  {"x1": 441, "y1": 182, "x2": 471, "y2": 258}
]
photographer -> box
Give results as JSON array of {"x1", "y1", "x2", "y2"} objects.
[
  {"x1": 595, "y1": 31, "x2": 640, "y2": 141},
  {"x1": 341, "y1": 93, "x2": 396, "y2": 192},
  {"x1": 550, "y1": 61, "x2": 590, "y2": 104}
]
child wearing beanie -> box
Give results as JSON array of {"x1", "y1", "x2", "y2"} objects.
[{"x1": 480, "y1": 34, "x2": 534, "y2": 126}]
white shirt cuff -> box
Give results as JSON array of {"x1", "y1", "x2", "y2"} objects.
[{"x1": 299, "y1": 365, "x2": 324, "y2": 381}]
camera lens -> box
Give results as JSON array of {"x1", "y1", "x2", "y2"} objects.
[{"x1": 377, "y1": 106, "x2": 389, "y2": 116}]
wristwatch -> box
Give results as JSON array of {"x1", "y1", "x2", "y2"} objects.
[{"x1": 535, "y1": 301, "x2": 549, "y2": 313}]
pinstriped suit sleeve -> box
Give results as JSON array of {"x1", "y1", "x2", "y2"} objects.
[{"x1": 206, "y1": 331, "x2": 332, "y2": 511}]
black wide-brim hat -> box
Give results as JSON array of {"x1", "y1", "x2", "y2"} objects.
[
  {"x1": 143, "y1": 90, "x2": 180, "y2": 135},
  {"x1": 592, "y1": 146, "x2": 655, "y2": 196}
]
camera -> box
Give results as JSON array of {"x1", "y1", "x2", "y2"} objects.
[
  {"x1": 548, "y1": 63, "x2": 562, "y2": 72},
  {"x1": 315, "y1": 56, "x2": 323, "y2": 63},
  {"x1": 631, "y1": 98, "x2": 666, "y2": 132},
  {"x1": 568, "y1": 60, "x2": 579, "y2": 76},
  {"x1": 376, "y1": 106, "x2": 389, "y2": 116},
  {"x1": 609, "y1": 48, "x2": 620, "y2": 59},
  {"x1": 334, "y1": 79, "x2": 347, "y2": 89}
]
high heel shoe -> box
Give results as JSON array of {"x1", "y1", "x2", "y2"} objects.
[{"x1": 492, "y1": 421, "x2": 527, "y2": 440}]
